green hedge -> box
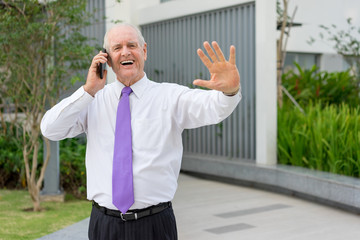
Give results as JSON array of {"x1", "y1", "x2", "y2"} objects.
[
  {"x1": 278, "y1": 102, "x2": 360, "y2": 178},
  {"x1": 0, "y1": 127, "x2": 24, "y2": 188},
  {"x1": 0, "y1": 131, "x2": 87, "y2": 197},
  {"x1": 282, "y1": 63, "x2": 360, "y2": 107},
  {"x1": 59, "y1": 137, "x2": 87, "y2": 198},
  {"x1": 279, "y1": 64, "x2": 360, "y2": 178}
]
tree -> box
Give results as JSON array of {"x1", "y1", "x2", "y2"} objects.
[
  {"x1": 0, "y1": 0, "x2": 95, "y2": 211},
  {"x1": 310, "y1": 18, "x2": 360, "y2": 79}
]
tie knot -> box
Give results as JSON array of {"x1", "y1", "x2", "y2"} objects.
[{"x1": 122, "y1": 86, "x2": 132, "y2": 96}]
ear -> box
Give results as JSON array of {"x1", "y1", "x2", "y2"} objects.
[{"x1": 143, "y1": 43, "x2": 147, "y2": 61}]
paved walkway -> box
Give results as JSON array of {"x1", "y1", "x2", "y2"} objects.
[{"x1": 39, "y1": 173, "x2": 360, "y2": 240}]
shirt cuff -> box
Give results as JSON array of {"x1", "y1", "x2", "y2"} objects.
[
  {"x1": 218, "y1": 89, "x2": 242, "y2": 106},
  {"x1": 68, "y1": 86, "x2": 94, "y2": 110}
]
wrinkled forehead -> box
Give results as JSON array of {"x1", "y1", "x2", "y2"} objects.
[{"x1": 108, "y1": 26, "x2": 140, "y2": 46}]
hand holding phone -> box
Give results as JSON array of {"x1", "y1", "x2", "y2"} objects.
[
  {"x1": 97, "y1": 48, "x2": 107, "y2": 79},
  {"x1": 84, "y1": 48, "x2": 108, "y2": 97}
]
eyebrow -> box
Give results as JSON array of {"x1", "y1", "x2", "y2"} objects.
[{"x1": 112, "y1": 41, "x2": 138, "y2": 48}]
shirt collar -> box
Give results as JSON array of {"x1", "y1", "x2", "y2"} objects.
[{"x1": 114, "y1": 73, "x2": 149, "y2": 100}]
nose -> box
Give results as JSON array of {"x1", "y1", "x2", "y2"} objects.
[{"x1": 121, "y1": 46, "x2": 131, "y2": 56}]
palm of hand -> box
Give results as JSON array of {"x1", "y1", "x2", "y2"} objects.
[
  {"x1": 193, "y1": 41, "x2": 240, "y2": 94},
  {"x1": 208, "y1": 61, "x2": 240, "y2": 93}
]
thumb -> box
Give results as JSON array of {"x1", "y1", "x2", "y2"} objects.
[{"x1": 193, "y1": 79, "x2": 214, "y2": 90}]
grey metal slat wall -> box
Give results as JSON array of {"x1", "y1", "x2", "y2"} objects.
[
  {"x1": 141, "y1": 3, "x2": 255, "y2": 161},
  {"x1": 83, "y1": 0, "x2": 106, "y2": 52}
]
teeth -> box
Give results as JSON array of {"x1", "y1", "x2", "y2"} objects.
[{"x1": 121, "y1": 60, "x2": 134, "y2": 65}]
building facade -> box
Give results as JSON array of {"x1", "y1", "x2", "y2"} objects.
[{"x1": 103, "y1": 0, "x2": 277, "y2": 169}]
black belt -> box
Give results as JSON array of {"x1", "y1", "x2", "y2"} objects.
[{"x1": 92, "y1": 201, "x2": 172, "y2": 221}]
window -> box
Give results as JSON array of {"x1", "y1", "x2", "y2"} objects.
[
  {"x1": 283, "y1": 52, "x2": 319, "y2": 73},
  {"x1": 283, "y1": 52, "x2": 352, "y2": 73}
]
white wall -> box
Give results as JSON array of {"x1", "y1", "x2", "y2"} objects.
[
  {"x1": 137, "y1": 0, "x2": 254, "y2": 25},
  {"x1": 284, "y1": 0, "x2": 360, "y2": 54}
]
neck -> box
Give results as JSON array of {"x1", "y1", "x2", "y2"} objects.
[{"x1": 117, "y1": 72, "x2": 145, "y2": 86}]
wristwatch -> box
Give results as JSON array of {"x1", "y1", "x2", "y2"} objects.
[{"x1": 223, "y1": 87, "x2": 240, "y2": 96}]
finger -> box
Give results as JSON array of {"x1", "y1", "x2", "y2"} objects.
[
  {"x1": 99, "y1": 52, "x2": 108, "y2": 57},
  {"x1": 197, "y1": 49, "x2": 212, "y2": 69},
  {"x1": 91, "y1": 56, "x2": 107, "y2": 68},
  {"x1": 203, "y1": 41, "x2": 219, "y2": 62},
  {"x1": 95, "y1": 53, "x2": 108, "y2": 61},
  {"x1": 212, "y1": 41, "x2": 226, "y2": 62},
  {"x1": 229, "y1": 45, "x2": 236, "y2": 65},
  {"x1": 99, "y1": 56, "x2": 108, "y2": 63},
  {"x1": 94, "y1": 51, "x2": 108, "y2": 60},
  {"x1": 193, "y1": 79, "x2": 215, "y2": 90},
  {"x1": 90, "y1": 59, "x2": 99, "y2": 71}
]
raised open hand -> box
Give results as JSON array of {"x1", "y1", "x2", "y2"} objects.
[{"x1": 193, "y1": 41, "x2": 240, "y2": 95}]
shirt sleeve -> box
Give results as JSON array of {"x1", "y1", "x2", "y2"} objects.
[
  {"x1": 174, "y1": 86, "x2": 242, "y2": 130},
  {"x1": 40, "y1": 86, "x2": 94, "y2": 141}
]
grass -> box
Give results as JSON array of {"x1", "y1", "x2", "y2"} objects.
[{"x1": 0, "y1": 189, "x2": 91, "y2": 240}]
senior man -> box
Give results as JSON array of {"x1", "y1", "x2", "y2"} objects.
[{"x1": 41, "y1": 23, "x2": 241, "y2": 240}]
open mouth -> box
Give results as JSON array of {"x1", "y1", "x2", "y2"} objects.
[{"x1": 121, "y1": 60, "x2": 134, "y2": 66}]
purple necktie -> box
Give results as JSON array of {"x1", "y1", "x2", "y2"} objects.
[{"x1": 112, "y1": 86, "x2": 134, "y2": 213}]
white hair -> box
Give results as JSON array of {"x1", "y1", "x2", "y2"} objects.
[{"x1": 103, "y1": 23, "x2": 146, "y2": 51}]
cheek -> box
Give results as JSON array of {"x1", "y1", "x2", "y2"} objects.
[{"x1": 108, "y1": 53, "x2": 119, "y2": 68}]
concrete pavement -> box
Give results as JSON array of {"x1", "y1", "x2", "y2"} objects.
[{"x1": 38, "y1": 173, "x2": 360, "y2": 240}]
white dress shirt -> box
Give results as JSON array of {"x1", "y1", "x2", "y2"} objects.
[{"x1": 41, "y1": 74, "x2": 241, "y2": 210}]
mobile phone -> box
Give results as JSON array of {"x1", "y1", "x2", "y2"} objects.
[{"x1": 97, "y1": 48, "x2": 107, "y2": 79}]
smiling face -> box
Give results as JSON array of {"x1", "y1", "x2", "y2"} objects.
[{"x1": 106, "y1": 25, "x2": 147, "y2": 86}]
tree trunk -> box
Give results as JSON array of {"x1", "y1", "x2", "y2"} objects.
[
  {"x1": 28, "y1": 184, "x2": 41, "y2": 212},
  {"x1": 24, "y1": 142, "x2": 42, "y2": 211},
  {"x1": 23, "y1": 119, "x2": 51, "y2": 212}
]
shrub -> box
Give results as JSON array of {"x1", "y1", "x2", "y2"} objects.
[
  {"x1": 282, "y1": 63, "x2": 360, "y2": 107},
  {"x1": 59, "y1": 137, "x2": 87, "y2": 198},
  {"x1": 278, "y1": 102, "x2": 360, "y2": 178},
  {"x1": 0, "y1": 126, "x2": 24, "y2": 188},
  {"x1": 0, "y1": 131, "x2": 87, "y2": 197}
]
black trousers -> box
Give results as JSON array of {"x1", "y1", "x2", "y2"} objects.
[{"x1": 88, "y1": 204, "x2": 178, "y2": 240}]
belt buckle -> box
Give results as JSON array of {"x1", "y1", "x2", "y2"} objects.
[
  {"x1": 120, "y1": 213, "x2": 127, "y2": 221},
  {"x1": 120, "y1": 212, "x2": 138, "y2": 221}
]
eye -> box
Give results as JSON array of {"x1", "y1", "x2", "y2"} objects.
[{"x1": 113, "y1": 45, "x2": 121, "y2": 51}]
